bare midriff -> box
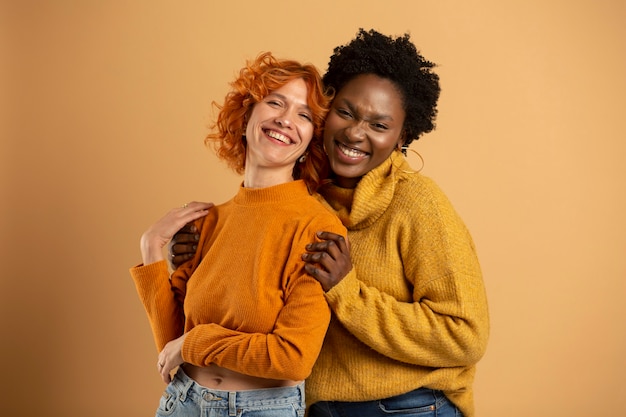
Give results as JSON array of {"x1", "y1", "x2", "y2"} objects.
[{"x1": 181, "y1": 363, "x2": 301, "y2": 390}]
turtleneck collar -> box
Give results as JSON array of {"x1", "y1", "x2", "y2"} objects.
[
  {"x1": 319, "y1": 150, "x2": 414, "y2": 229},
  {"x1": 233, "y1": 179, "x2": 309, "y2": 206}
]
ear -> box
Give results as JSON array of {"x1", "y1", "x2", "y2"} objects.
[{"x1": 397, "y1": 130, "x2": 407, "y2": 150}]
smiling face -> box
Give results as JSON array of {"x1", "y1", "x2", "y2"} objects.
[
  {"x1": 244, "y1": 78, "x2": 314, "y2": 185},
  {"x1": 323, "y1": 74, "x2": 406, "y2": 188}
]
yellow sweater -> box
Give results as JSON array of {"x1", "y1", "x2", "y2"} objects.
[
  {"x1": 307, "y1": 152, "x2": 489, "y2": 417},
  {"x1": 131, "y1": 180, "x2": 346, "y2": 381}
]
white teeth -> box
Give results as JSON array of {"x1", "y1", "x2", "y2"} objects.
[
  {"x1": 338, "y1": 142, "x2": 367, "y2": 157},
  {"x1": 266, "y1": 130, "x2": 290, "y2": 144}
]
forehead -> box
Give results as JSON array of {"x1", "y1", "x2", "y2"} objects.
[
  {"x1": 267, "y1": 78, "x2": 309, "y2": 105},
  {"x1": 335, "y1": 74, "x2": 405, "y2": 118}
]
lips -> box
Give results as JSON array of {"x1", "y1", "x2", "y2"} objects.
[
  {"x1": 265, "y1": 129, "x2": 292, "y2": 144},
  {"x1": 336, "y1": 141, "x2": 368, "y2": 158}
]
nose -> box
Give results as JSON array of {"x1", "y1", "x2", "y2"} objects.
[
  {"x1": 275, "y1": 112, "x2": 293, "y2": 129},
  {"x1": 345, "y1": 122, "x2": 366, "y2": 142}
]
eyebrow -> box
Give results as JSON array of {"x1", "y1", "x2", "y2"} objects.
[
  {"x1": 341, "y1": 98, "x2": 394, "y2": 121},
  {"x1": 267, "y1": 92, "x2": 311, "y2": 112}
]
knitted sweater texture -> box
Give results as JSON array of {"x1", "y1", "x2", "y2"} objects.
[
  {"x1": 307, "y1": 152, "x2": 489, "y2": 417},
  {"x1": 131, "y1": 180, "x2": 346, "y2": 381}
]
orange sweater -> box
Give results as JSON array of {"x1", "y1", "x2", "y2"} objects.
[{"x1": 131, "y1": 180, "x2": 346, "y2": 381}]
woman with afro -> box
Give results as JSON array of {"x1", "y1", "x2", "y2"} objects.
[{"x1": 304, "y1": 28, "x2": 489, "y2": 417}]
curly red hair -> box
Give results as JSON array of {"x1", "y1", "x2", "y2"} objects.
[{"x1": 205, "y1": 52, "x2": 332, "y2": 192}]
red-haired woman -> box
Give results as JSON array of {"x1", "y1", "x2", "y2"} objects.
[{"x1": 130, "y1": 52, "x2": 346, "y2": 417}]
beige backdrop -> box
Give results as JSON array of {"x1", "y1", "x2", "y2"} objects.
[{"x1": 2, "y1": 1, "x2": 625, "y2": 416}]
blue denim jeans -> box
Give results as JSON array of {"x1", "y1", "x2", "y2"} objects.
[
  {"x1": 156, "y1": 367, "x2": 305, "y2": 417},
  {"x1": 307, "y1": 387, "x2": 463, "y2": 417}
]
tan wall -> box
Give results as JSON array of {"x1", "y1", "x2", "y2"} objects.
[{"x1": 2, "y1": 1, "x2": 625, "y2": 415}]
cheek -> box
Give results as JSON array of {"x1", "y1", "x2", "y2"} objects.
[
  {"x1": 322, "y1": 118, "x2": 340, "y2": 142},
  {"x1": 322, "y1": 133, "x2": 334, "y2": 151},
  {"x1": 373, "y1": 133, "x2": 402, "y2": 152},
  {"x1": 301, "y1": 124, "x2": 315, "y2": 144}
]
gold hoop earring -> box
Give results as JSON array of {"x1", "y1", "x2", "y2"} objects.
[{"x1": 400, "y1": 146, "x2": 424, "y2": 173}]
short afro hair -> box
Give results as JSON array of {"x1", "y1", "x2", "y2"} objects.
[{"x1": 323, "y1": 29, "x2": 440, "y2": 148}]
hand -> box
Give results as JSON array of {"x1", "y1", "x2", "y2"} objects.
[
  {"x1": 302, "y1": 231, "x2": 352, "y2": 292},
  {"x1": 157, "y1": 333, "x2": 186, "y2": 384},
  {"x1": 167, "y1": 222, "x2": 201, "y2": 269},
  {"x1": 140, "y1": 201, "x2": 213, "y2": 265}
]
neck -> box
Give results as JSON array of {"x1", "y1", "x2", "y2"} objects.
[
  {"x1": 243, "y1": 165, "x2": 294, "y2": 188},
  {"x1": 333, "y1": 175, "x2": 363, "y2": 189}
]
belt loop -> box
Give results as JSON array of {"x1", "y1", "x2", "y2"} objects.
[
  {"x1": 228, "y1": 391, "x2": 236, "y2": 416},
  {"x1": 174, "y1": 368, "x2": 194, "y2": 402},
  {"x1": 299, "y1": 382, "x2": 305, "y2": 403}
]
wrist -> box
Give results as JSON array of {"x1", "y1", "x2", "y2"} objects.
[{"x1": 140, "y1": 233, "x2": 165, "y2": 265}]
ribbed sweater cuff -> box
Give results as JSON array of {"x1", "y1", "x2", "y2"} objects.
[{"x1": 325, "y1": 268, "x2": 358, "y2": 306}]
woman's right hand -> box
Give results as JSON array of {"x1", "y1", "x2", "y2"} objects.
[{"x1": 139, "y1": 201, "x2": 213, "y2": 265}]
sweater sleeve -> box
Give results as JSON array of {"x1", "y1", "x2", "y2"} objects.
[
  {"x1": 182, "y1": 273, "x2": 331, "y2": 381},
  {"x1": 181, "y1": 218, "x2": 345, "y2": 381},
  {"x1": 130, "y1": 260, "x2": 185, "y2": 352},
  {"x1": 130, "y1": 216, "x2": 208, "y2": 352},
  {"x1": 325, "y1": 181, "x2": 489, "y2": 368}
]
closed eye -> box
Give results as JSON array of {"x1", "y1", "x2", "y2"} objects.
[
  {"x1": 266, "y1": 99, "x2": 283, "y2": 108},
  {"x1": 336, "y1": 108, "x2": 353, "y2": 119}
]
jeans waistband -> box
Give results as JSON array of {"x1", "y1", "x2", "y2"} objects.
[{"x1": 171, "y1": 367, "x2": 305, "y2": 416}]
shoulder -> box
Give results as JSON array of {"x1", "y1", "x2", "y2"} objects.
[
  {"x1": 391, "y1": 174, "x2": 472, "y2": 236},
  {"x1": 195, "y1": 201, "x2": 229, "y2": 235},
  {"x1": 292, "y1": 193, "x2": 347, "y2": 234},
  {"x1": 395, "y1": 173, "x2": 452, "y2": 209}
]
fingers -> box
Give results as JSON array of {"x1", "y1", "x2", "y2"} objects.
[
  {"x1": 167, "y1": 224, "x2": 201, "y2": 268},
  {"x1": 157, "y1": 361, "x2": 172, "y2": 384},
  {"x1": 172, "y1": 230, "x2": 200, "y2": 245},
  {"x1": 172, "y1": 243, "x2": 197, "y2": 256},
  {"x1": 170, "y1": 253, "x2": 194, "y2": 268},
  {"x1": 302, "y1": 231, "x2": 351, "y2": 292},
  {"x1": 179, "y1": 201, "x2": 214, "y2": 212},
  {"x1": 157, "y1": 356, "x2": 169, "y2": 383},
  {"x1": 316, "y1": 231, "x2": 349, "y2": 251},
  {"x1": 157, "y1": 334, "x2": 185, "y2": 384},
  {"x1": 303, "y1": 247, "x2": 351, "y2": 281},
  {"x1": 306, "y1": 231, "x2": 349, "y2": 260},
  {"x1": 315, "y1": 230, "x2": 345, "y2": 243},
  {"x1": 170, "y1": 202, "x2": 213, "y2": 227},
  {"x1": 302, "y1": 248, "x2": 333, "y2": 265},
  {"x1": 162, "y1": 202, "x2": 213, "y2": 238},
  {"x1": 157, "y1": 351, "x2": 177, "y2": 384},
  {"x1": 176, "y1": 201, "x2": 213, "y2": 224},
  {"x1": 304, "y1": 263, "x2": 334, "y2": 292},
  {"x1": 178, "y1": 223, "x2": 198, "y2": 234}
]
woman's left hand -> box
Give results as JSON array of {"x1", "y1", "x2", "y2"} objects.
[
  {"x1": 302, "y1": 231, "x2": 352, "y2": 292},
  {"x1": 157, "y1": 334, "x2": 186, "y2": 384}
]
